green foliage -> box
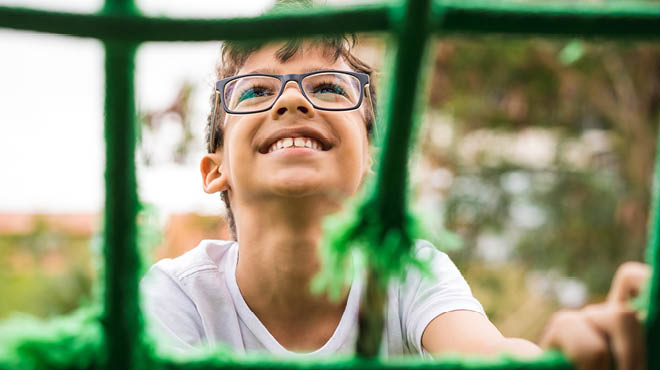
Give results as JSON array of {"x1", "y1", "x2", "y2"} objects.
[
  {"x1": 441, "y1": 165, "x2": 642, "y2": 295},
  {"x1": 517, "y1": 170, "x2": 641, "y2": 293},
  {"x1": 0, "y1": 218, "x2": 94, "y2": 320},
  {"x1": 425, "y1": 37, "x2": 660, "y2": 297}
]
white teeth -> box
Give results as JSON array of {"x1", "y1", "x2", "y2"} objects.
[{"x1": 268, "y1": 137, "x2": 324, "y2": 153}]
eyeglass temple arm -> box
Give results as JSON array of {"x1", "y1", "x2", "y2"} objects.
[
  {"x1": 364, "y1": 83, "x2": 379, "y2": 140},
  {"x1": 209, "y1": 90, "x2": 220, "y2": 153}
]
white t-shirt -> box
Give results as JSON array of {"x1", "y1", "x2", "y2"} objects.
[{"x1": 141, "y1": 239, "x2": 485, "y2": 358}]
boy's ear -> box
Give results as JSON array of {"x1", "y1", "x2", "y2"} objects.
[{"x1": 200, "y1": 152, "x2": 229, "y2": 194}]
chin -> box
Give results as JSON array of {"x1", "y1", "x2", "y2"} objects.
[
  {"x1": 271, "y1": 178, "x2": 325, "y2": 197},
  {"x1": 262, "y1": 168, "x2": 361, "y2": 201}
]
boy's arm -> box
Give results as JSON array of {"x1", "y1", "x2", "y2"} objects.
[
  {"x1": 422, "y1": 262, "x2": 650, "y2": 370},
  {"x1": 422, "y1": 310, "x2": 541, "y2": 357}
]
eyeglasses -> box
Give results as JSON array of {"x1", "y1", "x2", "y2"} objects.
[{"x1": 209, "y1": 70, "x2": 370, "y2": 151}]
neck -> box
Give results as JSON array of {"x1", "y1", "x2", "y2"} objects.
[{"x1": 233, "y1": 196, "x2": 348, "y2": 323}]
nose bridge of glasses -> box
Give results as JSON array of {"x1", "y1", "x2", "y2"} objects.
[
  {"x1": 276, "y1": 76, "x2": 309, "y2": 106},
  {"x1": 280, "y1": 75, "x2": 304, "y2": 94}
]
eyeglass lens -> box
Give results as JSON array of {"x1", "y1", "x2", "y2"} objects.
[{"x1": 223, "y1": 72, "x2": 362, "y2": 113}]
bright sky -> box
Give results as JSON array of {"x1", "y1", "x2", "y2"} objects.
[
  {"x1": 1, "y1": 0, "x2": 374, "y2": 215},
  {"x1": 0, "y1": 0, "x2": 279, "y2": 215}
]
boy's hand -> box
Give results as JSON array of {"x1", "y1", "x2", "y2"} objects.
[{"x1": 539, "y1": 262, "x2": 651, "y2": 370}]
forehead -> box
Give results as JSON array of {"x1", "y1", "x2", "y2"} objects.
[{"x1": 237, "y1": 43, "x2": 352, "y2": 76}]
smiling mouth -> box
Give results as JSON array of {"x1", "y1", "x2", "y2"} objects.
[
  {"x1": 267, "y1": 137, "x2": 326, "y2": 153},
  {"x1": 258, "y1": 126, "x2": 335, "y2": 154}
]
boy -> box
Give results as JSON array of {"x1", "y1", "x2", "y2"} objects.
[{"x1": 142, "y1": 35, "x2": 650, "y2": 370}]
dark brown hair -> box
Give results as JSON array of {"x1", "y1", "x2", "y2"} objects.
[{"x1": 206, "y1": 37, "x2": 378, "y2": 240}]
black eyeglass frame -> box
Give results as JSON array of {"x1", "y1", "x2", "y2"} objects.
[{"x1": 209, "y1": 70, "x2": 370, "y2": 152}]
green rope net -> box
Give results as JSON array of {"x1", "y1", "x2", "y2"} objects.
[{"x1": 1, "y1": 0, "x2": 659, "y2": 369}]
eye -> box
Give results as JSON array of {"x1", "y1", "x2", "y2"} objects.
[
  {"x1": 238, "y1": 85, "x2": 274, "y2": 102},
  {"x1": 310, "y1": 82, "x2": 347, "y2": 97}
]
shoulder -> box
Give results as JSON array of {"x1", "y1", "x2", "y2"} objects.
[
  {"x1": 148, "y1": 239, "x2": 235, "y2": 281},
  {"x1": 140, "y1": 240, "x2": 237, "y2": 343},
  {"x1": 141, "y1": 240, "x2": 243, "y2": 350},
  {"x1": 142, "y1": 239, "x2": 236, "y2": 299},
  {"x1": 390, "y1": 239, "x2": 467, "y2": 294},
  {"x1": 400, "y1": 239, "x2": 477, "y2": 297},
  {"x1": 412, "y1": 239, "x2": 448, "y2": 258},
  {"x1": 408, "y1": 239, "x2": 460, "y2": 280},
  {"x1": 391, "y1": 240, "x2": 486, "y2": 353}
]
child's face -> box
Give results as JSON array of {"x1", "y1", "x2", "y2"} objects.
[{"x1": 218, "y1": 43, "x2": 371, "y2": 209}]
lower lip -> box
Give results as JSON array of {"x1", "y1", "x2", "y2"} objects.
[{"x1": 266, "y1": 147, "x2": 323, "y2": 156}]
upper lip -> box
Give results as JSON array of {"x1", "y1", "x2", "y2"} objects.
[{"x1": 258, "y1": 126, "x2": 334, "y2": 154}]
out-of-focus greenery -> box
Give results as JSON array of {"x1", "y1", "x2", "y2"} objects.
[
  {"x1": 413, "y1": 36, "x2": 660, "y2": 339},
  {"x1": 461, "y1": 261, "x2": 561, "y2": 339},
  {"x1": 443, "y1": 166, "x2": 634, "y2": 293},
  {"x1": 0, "y1": 217, "x2": 94, "y2": 320}
]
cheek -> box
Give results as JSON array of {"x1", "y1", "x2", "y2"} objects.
[
  {"x1": 336, "y1": 122, "x2": 370, "y2": 190},
  {"x1": 223, "y1": 114, "x2": 265, "y2": 166},
  {"x1": 223, "y1": 126, "x2": 254, "y2": 187}
]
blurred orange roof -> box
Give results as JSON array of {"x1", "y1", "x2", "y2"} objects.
[{"x1": 0, "y1": 213, "x2": 99, "y2": 236}]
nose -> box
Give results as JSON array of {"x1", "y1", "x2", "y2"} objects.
[{"x1": 271, "y1": 81, "x2": 315, "y2": 120}]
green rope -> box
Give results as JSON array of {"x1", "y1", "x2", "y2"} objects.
[
  {"x1": 0, "y1": 0, "x2": 659, "y2": 368},
  {"x1": 101, "y1": 39, "x2": 145, "y2": 370},
  {"x1": 0, "y1": 4, "x2": 390, "y2": 41},
  {"x1": 157, "y1": 349, "x2": 572, "y2": 370},
  {"x1": 1, "y1": 1, "x2": 660, "y2": 42},
  {"x1": 434, "y1": 0, "x2": 660, "y2": 39},
  {"x1": 314, "y1": 0, "x2": 434, "y2": 358},
  {"x1": 102, "y1": 0, "x2": 138, "y2": 16},
  {"x1": 644, "y1": 118, "x2": 660, "y2": 369},
  {"x1": 0, "y1": 308, "x2": 103, "y2": 370}
]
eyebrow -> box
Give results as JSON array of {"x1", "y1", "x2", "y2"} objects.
[{"x1": 245, "y1": 66, "x2": 334, "y2": 75}]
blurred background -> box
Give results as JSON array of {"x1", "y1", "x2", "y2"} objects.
[{"x1": 1, "y1": 0, "x2": 659, "y2": 344}]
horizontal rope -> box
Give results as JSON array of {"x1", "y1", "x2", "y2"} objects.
[
  {"x1": 0, "y1": 4, "x2": 390, "y2": 41},
  {"x1": 1, "y1": 1, "x2": 660, "y2": 41},
  {"x1": 158, "y1": 351, "x2": 572, "y2": 370},
  {"x1": 435, "y1": 0, "x2": 660, "y2": 38}
]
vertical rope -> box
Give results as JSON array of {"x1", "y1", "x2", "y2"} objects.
[
  {"x1": 354, "y1": 0, "x2": 432, "y2": 358},
  {"x1": 102, "y1": 0, "x2": 138, "y2": 16},
  {"x1": 645, "y1": 120, "x2": 660, "y2": 370},
  {"x1": 101, "y1": 39, "x2": 143, "y2": 370},
  {"x1": 373, "y1": 0, "x2": 431, "y2": 217},
  {"x1": 356, "y1": 269, "x2": 386, "y2": 357},
  {"x1": 100, "y1": 0, "x2": 144, "y2": 367}
]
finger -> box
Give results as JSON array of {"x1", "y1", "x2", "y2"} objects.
[
  {"x1": 540, "y1": 311, "x2": 611, "y2": 370},
  {"x1": 608, "y1": 262, "x2": 651, "y2": 303},
  {"x1": 583, "y1": 304, "x2": 645, "y2": 370}
]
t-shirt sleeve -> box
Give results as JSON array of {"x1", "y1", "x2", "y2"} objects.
[
  {"x1": 399, "y1": 240, "x2": 486, "y2": 354},
  {"x1": 140, "y1": 262, "x2": 204, "y2": 353}
]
